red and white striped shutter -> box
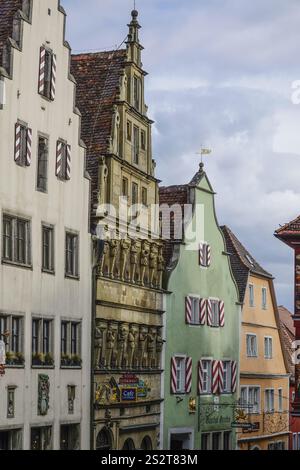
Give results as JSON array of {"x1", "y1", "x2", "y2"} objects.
[
  {"x1": 66, "y1": 144, "x2": 71, "y2": 180},
  {"x1": 218, "y1": 361, "x2": 224, "y2": 394},
  {"x1": 199, "y1": 298, "x2": 207, "y2": 325},
  {"x1": 56, "y1": 141, "x2": 62, "y2": 177},
  {"x1": 14, "y1": 123, "x2": 21, "y2": 163},
  {"x1": 198, "y1": 360, "x2": 204, "y2": 395},
  {"x1": 185, "y1": 357, "x2": 192, "y2": 394},
  {"x1": 199, "y1": 243, "x2": 204, "y2": 266},
  {"x1": 26, "y1": 128, "x2": 32, "y2": 166},
  {"x1": 219, "y1": 300, "x2": 225, "y2": 327},
  {"x1": 50, "y1": 53, "x2": 57, "y2": 100},
  {"x1": 171, "y1": 357, "x2": 177, "y2": 394},
  {"x1": 212, "y1": 360, "x2": 219, "y2": 394},
  {"x1": 231, "y1": 360, "x2": 237, "y2": 393},
  {"x1": 207, "y1": 244, "x2": 211, "y2": 267},
  {"x1": 207, "y1": 299, "x2": 212, "y2": 326},
  {"x1": 38, "y1": 46, "x2": 46, "y2": 95},
  {"x1": 185, "y1": 297, "x2": 192, "y2": 324}
]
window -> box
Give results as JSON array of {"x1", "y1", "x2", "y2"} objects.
[
  {"x1": 141, "y1": 130, "x2": 146, "y2": 150},
  {"x1": 133, "y1": 126, "x2": 139, "y2": 164},
  {"x1": 212, "y1": 432, "x2": 221, "y2": 451},
  {"x1": 0, "y1": 315, "x2": 23, "y2": 363},
  {"x1": 68, "y1": 385, "x2": 76, "y2": 414},
  {"x1": 31, "y1": 426, "x2": 52, "y2": 450},
  {"x1": 199, "y1": 243, "x2": 210, "y2": 267},
  {"x1": 42, "y1": 225, "x2": 54, "y2": 273},
  {"x1": 37, "y1": 136, "x2": 49, "y2": 192},
  {"x1": 262, "y1": 287, "x2": 267, "y2": 309},
  {"x1": 202, "y1": 360, "x2": 212, "y2": 394},
  {"x1": 65, "y1": 232, "x2": 79, "y2": 278},
  {"x1": 174, "y1": 357, "x2": 186, "y2": 393},
  {"x1": 246, "y1": 334, "x2": 257, "y2": 357},
  {"x1": 211, "y1": 300, "x2": 220, "y2": 327},
  {"x1": 133, "y1": 76, "x2": 141, "y2": 111},
  {"x1": 278, "y1": 389, "x2": 283, "y2": 412},
  {"x1": 31, "y1": 318, "x2": 53, "y2": 364},
  {"x1": 223, "y1": 432, "x2": 232, "y2": 451},
  {"x1": 56, "y1": 141, "x2": 70, "y2": 181},
  {"x1": 223, "y1": 361, "x2": 232, "y2": 393},
  {"x1": 39, "y1": 47, "x2": 56, "y2": 101},
  {"x1": 240, "y1": 386, "x2": 260, "y2": 414},
  {"x1": 7, "y1": 387, "x2": 16, "y2": 419},
  {"x1": 249, "y1": 284, "x2": 254, "y2": 307},
  {"x1": 264, "y1": 337, "x2": 273, "y2": 359},
  {"x1": 190, "y1": 297, "x2": 200, "y2": 325},
  {"x1": 122, "y1": 177, "x2": 129, "y2": 198},
  {"x1": 240, "y1": 387, "x2": 248, "y2": 409},
  {"x1": 265, "y1": 389, "x2": 275, "y2": 413},
  {"x1": 126, "y1": 121, "x2": 132, "y2": 141},
  {"x1": 60, "y1": 424, "x2": 80, "y2": 450},
  {"x1": 61, "y1": 321, "x2": 81, "y2": 366},
  {"x1": 14, "y1": 123, "x2": 29, "y2": 167},
  {"x1": 2, "y1": 215, "x2": 31, "y2": 266},
  {"x1": 132, "y1": 182, "x2": 139, "y2": 205},
  {"x1": 201, "y1": 433, "x2": 210, "y2": 450},
  {"x1": 141, "y1": 187, "x2": 148, "y2": 207}
]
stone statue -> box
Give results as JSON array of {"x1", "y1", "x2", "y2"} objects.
[
  {"x1": 136, "y1": 326, "x2": 148, "y2": 369},
  {"x1": 94, "y1": 323, "x2": 104, "y2": 369},
  {"x1": 120, "y1": 239, "x2": 131, "y2": 281},
  {"x1": 140, "y1": 241, "x2": 150, "y2": 286},
  {"x1": 156, "y1": 329, "x2": 164, "y2": 369},
  {"x1": 105, "y1": 324, "x2": 116, "y2": 369},
  {"x1": 130, "y1": 239, "x2": 140, "y2": 283},
  {"x1": 97, "y1": 156, "x2": 108, "y2": 207},
  {"x1": 99, "y1": 241, "x2": 109, "y2": 277},
  {"x1": 147, "y1": 329, "x2": 156, "y2": 369},
  {"x1": 157, "y1": 246, "x2": 165, "y2": 288},
  {"x1": 112, "y1": 105, "x2": 120, "y2": 156},
  {"x1": 110, "y1": 240, "x2": 120, "y2": 279},
  {"x1": 127, "y1": 326, "x2": 137, "y2": 369},
  {"x1": 149, "y1": 244, "x2": 158, "y2": 287},
  {"x1": 117, "y1": 324, "x2": 128, "y2": 369}
]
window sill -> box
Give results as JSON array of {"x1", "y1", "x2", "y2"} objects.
[
  {"x1": 31, "y1": 365, "x2": 55, "y2": 370},
  {"x1": 2, "y1": 260, "x2": 32, "y2": 271},
  {"x1": 42, "y1": 269, "x2": 55, "y2": 276},
  {"x1": 60, "y1": 366, "x2": 82, "y2": 370},
  {"x1": 5, "y1": 364, "x2": 25, "y2": 369},
  {"x1": 65, "y1": 274, "x2": 80, "y2": 281},
  {"x1": 36, "y1": 188, "x2": 48, "y2": 194},
  {"x1": 39, "y1": 93, "x2": 53, "y2": 103}
]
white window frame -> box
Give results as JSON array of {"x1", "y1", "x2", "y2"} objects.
[
  {"x1": 201, "y1": 358, "x2": 212, "y2": 395},
  {"x1": 249, "y1": 284, "x2": 255, "y2": 307},
  {"x1": 262, "y1": 287, "x2": 267, "y2": 309},
  {"x1": 278, "y1": 388, "x2": 283, "y2": 412},
  {"x1": 189, "y1": 296, "x2": 200, "y2": 325},
  {"x1": 240, "y1": 385, "x2": 261, "y2": 414},
  {"x1": 223, "y1": 361, "x2": 232, "y2": 393},
  {"x1": 174, "y1": 355, "x2": 186, "y2": 394},
  {"x1": 264, "y1": 336, "x2": 273, "y2": 359},
  {"x1": 265, "y1": 388, "x2": 275, "y2": 413},
  {"x1": 210, "y1": 298, "x2": 220, "y2": 327},
  {"x1": 246, "y1": 333, "x2": 258, "y2": 357}
]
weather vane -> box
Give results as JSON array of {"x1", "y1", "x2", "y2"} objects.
[{"x1": 196, "y1": 147, "x2": 212, "y2": 166}]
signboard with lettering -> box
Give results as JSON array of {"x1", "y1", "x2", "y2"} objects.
[{"x1": 121, "y1": 387, "x2": 137, "y2": 402}]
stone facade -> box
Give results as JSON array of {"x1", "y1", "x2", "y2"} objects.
[{"x1": 0, "y1": 0, "x2": 91, "y2": 450}]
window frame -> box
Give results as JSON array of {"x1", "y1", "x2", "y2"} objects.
[
  {"x1": 36, "y1": 134, "x2": 49, "y2": 193},
  {"x1": 31, "y1": 317, "x2": 54, "y2": 359},
  {"x1": 246, "y1": 333, "x2": 258, "y2": 358},
  {"x1": 210, "y1": 299, "x2": 220, "y2": 327},
  {"x1": 174, "y1": 355, "x2": 186, "y2": 394},
  {"x1": 42, "y1": 224, "x2": 55, "y2": 274},
  {"x1": 201, "y1": 358, "x2": 212, "y2": 395},
  {"x1": 0, "y1": 314, "x2": 24, "y2": 357},
  {"x1": 264, "y1": 336, "x2": 273, "y2": 359},
  {"x1": 132, "y1": 126, "x2": 139, "y2": 165},
  {"x1": 265, "y1": 388, "x2": 275, "y2": 413},
  {"x1": 2, "y1": 214, "x2": 32, "y2": 268},
  {"x1": 249, "y1": 284, "x2": 255, "y2": 307},
  {"x1": 65, "y1": 231, "x2": 79, "y2": 279},
  {"x1": 262, "y1": 287, "x2": 267, "y2": 310}
]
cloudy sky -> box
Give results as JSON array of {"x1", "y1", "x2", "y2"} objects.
[{"x1": 63, "y1": 0, "x2": 300, "y2": 310}]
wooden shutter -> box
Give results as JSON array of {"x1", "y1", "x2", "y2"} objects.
[
  {"x1": 66, "y1": 144, "x2": 71, "y2": 180},
  {"x1": 56, "y1": 141, "x2": 62, "y2": 177},
  {"x1": 207, "y1": 299, "x2": 212, "y2": 326},
  {"x1": 231, "y1": 361, "x2": 237, "y2": 393},
  {"x1": 207, "y1": 244, "x2": 211, "y2": 266},
  {"x1": 212, "y1": 360, "x2": 219, "y2": 394},
  {"x1": 218, "y1": 361, "x2": 224, "y2": 394},
  {"x1": 199, "y1": 298, "x2": 207, "y2": 325},
  {"x1": 14, "y1": 123, "x2": 21, "y2": 163},
  {"x1": 185, "y1": 357, "x2": 192, "y2": 394},
  {"x1": 50, "y1": 53, "x2": 57, "y2": 100},
  {"x1": 26, "y1": 128, "x2": 32, "y2": 166},
  {"x1": 185, "y1": 297, "x2": 192, "y2": 324},
  {"x1": 219, "y1": 300, "x2": 225, "y2": 327},
  {"x1": 171, "y1": 357, "x2": 177, "y2": 394},
  {"x1": 199, "y1": 243, "x2": 204, "y2": 266},
  {"x1": 38, "y1": 46, "x2": 46, "y2": 95},
  {"x1": 198, "y1": 360, "x2": 204, "y2": 395}
]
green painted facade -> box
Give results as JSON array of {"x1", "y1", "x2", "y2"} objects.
[{"x1": 162, "y1": 168, "x2": 241, "y2": 450}]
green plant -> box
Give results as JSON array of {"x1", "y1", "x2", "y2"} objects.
[
  {"x1": 44, "y1": 353, "x2": 54, "y2": 366},
  {"x1": 15, "y1": 352, "x2": 25, "y2": 365},
  {"x1": 61, "y1": 354, "x2": 71, "y2": 366}
]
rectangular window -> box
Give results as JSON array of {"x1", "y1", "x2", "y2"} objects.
[
  {"x1": 264, "y1": 337, "x2": 273, "y2": 359},
  {"x1": 249, "y1": 284, "x2": 254, "y2": 307},
  {"x1": 141, "y1": 130, "x2": 146, "y2": 150},
  {"x1": 132, "y1": 182, "x2": 138, "y2": 205},
  {"x1": 246, "y1": 334, "x2": 257, "y2": 357},
  {"x1": 11, "y1": 317, "x2": 21, "y2": 353},
  {"x1": 122, "y1": 177, "x2": 129, "y2": 197},
  {"x1": 211, "y1": 300, "x2": 220, "y2": 327},
  {"x1": 133, "y1": 126, "x2": 139, "y2": 164},
  {"x1": 16, "y1": 124, "x2": 28, "y2": 167},
  {"x1": 60, "y1": 424, "x2": 80, "y2": 450},
  {"x1": 0, "y1": 315, "x2": 23, "y2": 358},
  {"x1": 223, "y1": 361, "x2": 232, "y2": 393},
  {"x1": 262, "y1": 287, "x2": 267, "y2": 309},
  {"x1": 190, "y1": 297, "x2": 199, "y2": 325},
  {"x1": 61, "y1": 321, "x2": 82, "y2": 366},
  {"x1": 240, "y1": 387, "x2": 248, "y2": 409},
  {"x1": 126, "y1": 121, "x2": 132, "y2": 141},
  {"x1": 202, "y1": 360, "x2": 212, "y2": 394},
  {"x1": 7, "y1": 387, "x2": 15, "y2": 419},
  {"x1": 141, "y1": 187, "x2": 148, "y2": 207},
  {"x1": 278, "y1": 389, "x2": 283, "y2": 412},
  {"x1": 223, "y1": 432, "x2": 231, "y2": 450},
  {"x1": 37, "y1": 136, "x2": 48, "y2": 192},
  {"x1": 2, "y1": 215, "x2": 31, "y2": 266},
  {"x1": 71, "y1": 323, "x2": 79, "y2": 356},
  {"x1": 31, "y1": 426, "x2": 52, "y2": 450},
  {"x1": 42, "y1": 225, "x2": 54, "y2": 273},
  {"x1": 133, "y1": 76, "x2": 141, "y2": 111},
  {"x1": 249, "y1": 387, "x2": 260, "y2": 414},
  {"x1": 199, "y1": 243, "x2": 210, "y2": 267},
  {"x1": 212, "y1": 432, "x2": 221, "y2": 451},
  {"x1": 32, "y1": 319, "x2": 40, "y2": 355},
  {"x1": 31, "y1": 318, "x2": 53, "y2": 359},
  {"x1": 201, "y1": 433, "x2": 210, "y2": 450},
  {"x1": 175, "y1": 357, "x2": 186, "y2": 393},
  {"x1": 65, "y1": 232, "x2": 79, "y2": 278},
  {"x1": 61, "y1": 322, "x2": 68, "y2": 355},
  {"x1": 265, "y1": 389, "x2": 275, "y2": 413}
]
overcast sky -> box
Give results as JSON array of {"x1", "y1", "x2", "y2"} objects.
[{"x1": 63, "y1": 0, "x2": 300, "y2": 310}]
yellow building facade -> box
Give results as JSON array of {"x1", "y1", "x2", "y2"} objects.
[{"x1": 222, "y1": 227, "x2": 290, "y2": 450}]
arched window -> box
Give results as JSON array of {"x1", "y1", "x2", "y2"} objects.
[
  {"x1": 141, "y1": 436, "x2": 153, "y2": 451},
  {"x1": 96, "y1": 428, "x2": 112, "y2": 451},
  {"x1": 122, "y1": 438, "x2": 135, "y2": 450}
]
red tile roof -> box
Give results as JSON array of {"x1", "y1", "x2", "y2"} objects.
[
  {"x1": 0, "y1": 0, "x2": 23, "y2": 66},
  {"x1": 278, "y1": 306, "x2": 295, "y2": 380},
  {"x1": 71, "y1": 50, "x2": 127, "y2": 213},
  {"x1": 275, "y1": 214, "x2": 300, "y2": 238}
]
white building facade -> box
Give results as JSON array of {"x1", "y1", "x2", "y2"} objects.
[{"x1": 0, "y1": 0, "x2": 91, "y2": 450}]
